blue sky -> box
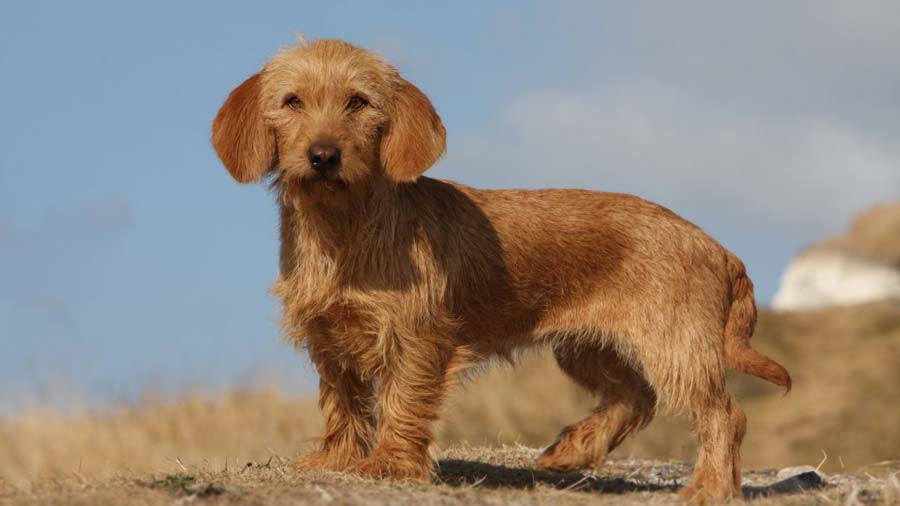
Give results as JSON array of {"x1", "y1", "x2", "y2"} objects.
[{"x1": 1, "y1": 1, "x2": 898, "y2": 411}]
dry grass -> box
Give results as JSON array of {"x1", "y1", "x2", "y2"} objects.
[
  {"x1": 1, "y1": 300, "x2": 899, "y2": 503},
  {"x1": 1, "y1": 446, "x2": 897, "y2": 506},
  {"x1": 0, "y1": 391, "x2": 323, "y2": 482}
]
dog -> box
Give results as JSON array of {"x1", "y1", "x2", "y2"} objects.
[{"x1": 211, "y1": 38, "x2": 791, "y2": 502}]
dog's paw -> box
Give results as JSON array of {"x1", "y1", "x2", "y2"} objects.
[
  {"x1": 352, "y1": 449, "x2": 431, "y2": 481},
  {"x1": 294, "y1": 449, "x2": 357, "y2": 473},
  {"x1": 679, "y1": 479, "x2": 735, "y2": 504},
  {"x1": 536, "y1": 440, "x2": 602, "y2": 472}
]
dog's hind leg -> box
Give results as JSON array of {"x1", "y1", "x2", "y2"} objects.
[
  {"x1": 679, "y1": 389, "x2": 744, "y2": 503},
  {"x1": 727, "y1": 393, "x2": 747, "y2": 492},
  {"x1": 537, "y1": 344, "x2": 656, "y2": 471}
]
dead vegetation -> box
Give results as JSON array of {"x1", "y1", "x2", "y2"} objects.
[{"x1": 1, "y1": 446, "x2": 897, "y2": 506}]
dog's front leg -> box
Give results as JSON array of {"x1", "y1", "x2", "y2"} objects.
[
  {"x1": 295, "y1": 356, "x2": 375, "y2": 473},
  {"x1": 353, "y1": 338, "x2": 454, "y2": 481}
]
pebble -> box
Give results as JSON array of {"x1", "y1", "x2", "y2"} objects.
[{"x1": 776, "y1": 465, "x2": 827, "y2": 481}]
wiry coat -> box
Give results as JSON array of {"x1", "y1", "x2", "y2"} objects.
[{"x1": 211, "y1": 38, "x2": 791, "y2": 503}]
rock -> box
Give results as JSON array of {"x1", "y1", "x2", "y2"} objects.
[
  {"x1": 773, "y1": 202, "x2": 900, "y2": 311},
  {"x1": 772, "y1": 252, "x2": 900, "y2": 310},
  {"x1": 742, "y1": 468, "x2": 828, "y2": 499},
  {"x1": 776, "y1": 465, "x2": 826, "y2": 481}
]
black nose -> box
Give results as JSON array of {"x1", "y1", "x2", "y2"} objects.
[{"x1": 308, "y1": 144, "x2": 341, "y2": 172}]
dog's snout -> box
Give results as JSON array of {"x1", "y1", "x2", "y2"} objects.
[{"x1": 308, "y1": 144, "x2": 341, "y2": 172}]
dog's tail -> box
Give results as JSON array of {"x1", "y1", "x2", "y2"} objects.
[{"x1": 723, "y1": 252, "x2": 792, "y2": 394}]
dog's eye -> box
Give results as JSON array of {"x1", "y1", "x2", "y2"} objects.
[
  {"x1": 285, "y1": 96, "x2": 303, "y2": 111},
  {"x1": 347, "y1": 95, "x2": 368, "y2": 112}
]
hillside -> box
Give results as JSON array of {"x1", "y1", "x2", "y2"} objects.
[
  {"x1": 2, "y1": 302, "x2": 898, "y2": 495},
  {"x1": 773, "y1": 202, "x2": 900, "y2": 310}
]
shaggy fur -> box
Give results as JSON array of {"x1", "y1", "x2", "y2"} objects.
[{"x1": 211, "y1": 38, "x2": 791, "y2": 503}]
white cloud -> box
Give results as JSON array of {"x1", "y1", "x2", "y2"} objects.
[
  {"x1": 449, "y1": 85, "x2": 898, "y2": 234},
  {"x1": 441, "y1": 1, "x2": 900, "y2": 239}
]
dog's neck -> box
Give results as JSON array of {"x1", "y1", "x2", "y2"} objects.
[{"x1": 276, "y1": 176, "x2": 416, "y2": 277}]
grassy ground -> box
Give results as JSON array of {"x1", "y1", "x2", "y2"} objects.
[
  {"x1": 2, "y1": 446, "x2": 897, "y2": 505},
  {"x1": 1, "y1": 300, "x2": 899, "y2": 503}
]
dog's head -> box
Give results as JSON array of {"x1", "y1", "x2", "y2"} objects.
[{"x1": 211, "y1": 39, "x2": 446, "y2": 196}]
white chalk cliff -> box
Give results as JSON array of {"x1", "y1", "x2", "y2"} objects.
[{"x1": 772, "y1": 202, "x2": 900, "y2": 311}]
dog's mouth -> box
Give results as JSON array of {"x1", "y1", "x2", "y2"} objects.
[{"x1": 302, "y1": 174, "x2": 348, "y2": 193}]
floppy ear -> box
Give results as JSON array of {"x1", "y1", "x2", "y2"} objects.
[
  {"x1": 211, "y1": 73, "x2": 276, "y2": 183},
  {"x1": 380, "y1": 79, "x2": 447, "y2": 182}
]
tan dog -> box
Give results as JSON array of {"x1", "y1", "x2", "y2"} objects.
[{"x1": 211, "y1": 38, "x2": 791, "y2": 502}]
